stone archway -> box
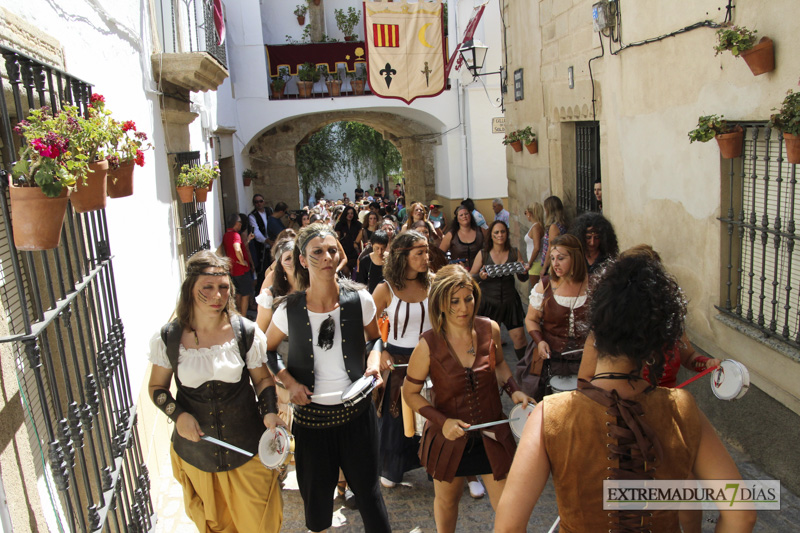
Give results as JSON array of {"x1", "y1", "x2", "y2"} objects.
[{"x1": 247, "y1": 111, "x2": 439, "y2": 209}]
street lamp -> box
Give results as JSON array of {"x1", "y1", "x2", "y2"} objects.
[{"x1": 459, "y1": 39, "x2": 490, "y2": 77}]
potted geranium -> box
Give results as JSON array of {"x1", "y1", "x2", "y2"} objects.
[
  {"x1": 271, "y1": 67, "x2": 289, "y2": 100},
  {"x1": 769, "y1": 90, "x2": 800, "y2": 164},
  {"x1": 714, "y1": 26, "x2": 774, "y2": 76},
  {"x1": 297, "y1": 62, "x2": 319, "y2": 98},
  {"x1": 176, "y1": 164, "x2": 196, "y2": 203},
  {"x1": 688, "y1": 114, "x2": 743, "y2": 159},
  {"x1": 107, "y1": 118, "x2": 151, "y2": 198},
  {"x1": 335, "y1": 7, "x2": 360, "y2": 41},
  {"x1": 10, "y1": 106, "x2": 78, "y2": 250},
  {"x1": 502, "y1": 130, "x2": 523, "y2": 152},
  {"x1": 294, "y1": 3, "x2": 307, "y2": 25},
  {"x1": 518, "y1": 126, "x2": 538, "y2": 154},
  {"x1": 193, "y1": 163, "x2": 218, "y2": 202},
  {"x1": 67, "y1": 93, "x2": 116, "y2": 212},
  {"x1": 242, "y1": 168, "x2": 257, "y2": 187}
]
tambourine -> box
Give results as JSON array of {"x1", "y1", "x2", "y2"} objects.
[
  {"x1": 483, "y1": 262, "x2": 527, "y2": 278},
  {"x1": 548, "y1": 374, "x2": 578, "y2": 393},
  {"x1": 341, "y1": 375, "x2": 377, "y2": 407},
  {"x1": 258, "y1": 427, "x2": 295, "y2": 469},
  {"x1": 711, "y1": 359, "x2": 750, "y2": 401},
  {"x1": 509, "y1": 403, "x2": 535, "y2": 439}
]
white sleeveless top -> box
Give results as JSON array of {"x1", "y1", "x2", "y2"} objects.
[
  {"x1": 525, "y1": 223, "x2": 541, "y2": 262},
  {"x1": 385, "y1": 283, "x2": 432, "y2": 349}
]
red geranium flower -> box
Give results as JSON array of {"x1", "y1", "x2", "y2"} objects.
[
  {"x1": 30, "y1": 137, "x2": 64, "y2": 159},
  {"x1": 122, "y1": 120, "x2": 136, "y2": 132},
  {"x1": 90, "y1": 93, "x2": 105, "y2": 106},
  {"x1": 134, "y1": 149, "x2": 145, "y2": 167}
]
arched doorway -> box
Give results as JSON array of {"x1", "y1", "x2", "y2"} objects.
[{"x1": 246, "y1": 110, "x2": 440, "y2": 209}]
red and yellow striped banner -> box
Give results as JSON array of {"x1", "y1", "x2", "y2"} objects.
[{"x1": 373, "y1": 24, "x2": 400, "y2": 47}]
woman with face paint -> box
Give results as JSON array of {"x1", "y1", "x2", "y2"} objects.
[
  {"x1": 371, "y1": 231, "x2": 432, "y2": 488},
  {"x1": 403, "y1": 265, "x2": 530, "y2": 533},
  {"x1": 265, "y1": 224, "x2": 391, "y2": 533},
  {"x1": 147, "y1": 251, "x2": 283, "y2": 532}
]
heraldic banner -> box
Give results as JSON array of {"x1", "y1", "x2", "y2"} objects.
[{"x1": 364, "y1": 0, "x2": 445, "y2": 104}]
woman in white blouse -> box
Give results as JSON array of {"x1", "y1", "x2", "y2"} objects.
[
  {"x1": 523, "y1": 234, "x2": 589, "y2": 399},
  {"x1": 147, "y1": 251, "x2": 283, "y2": 532}
]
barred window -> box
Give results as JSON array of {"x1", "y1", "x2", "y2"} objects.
[{"x1": 719, "y1": 122, "x2": 800, "y2": 350}]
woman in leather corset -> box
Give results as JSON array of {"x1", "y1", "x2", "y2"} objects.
[{"x1": 495, "y1": 254, "x2": 756, "y2": 533}]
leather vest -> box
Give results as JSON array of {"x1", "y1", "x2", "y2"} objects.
[
  {"x1": 540, "y1": 275, "x2": 588, "y2": 354},
  {"x1": 163, "y1": 316, "x2": 264, "y2": 472},
  {"x1": 286, "y1": 287, "x2": 366, "y2": 392}
]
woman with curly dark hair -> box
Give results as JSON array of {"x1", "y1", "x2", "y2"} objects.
[
  {"x1": 439, "y1": 204, "x2": 485, "y2": 270},
  {"x1": 496, "y1": 254, "x2": 756, "y2": 533},
  {"x1": 372, "y1": 230, "x2": 431, "y2": 488},
  {"x1": 335, "y1": 205, "x2": 363, "y2": 277},
  {"x1": 568, "y1": 211, "x2": 619, "y2": 274}
]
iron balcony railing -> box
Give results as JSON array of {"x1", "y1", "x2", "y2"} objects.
[
  {"x1": 0, "y1": 45, "x2": 153, "y2": 532},
  {"x1": 718, "y1": 122, "x2": 800, "y2": 351},
  {"x1": 156, "y1": 0, "x2": 227, "y2": 68}
]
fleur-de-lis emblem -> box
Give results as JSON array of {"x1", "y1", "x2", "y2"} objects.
[{"x1": 380, "y1": 63, "x2": 397, "y2": 88}]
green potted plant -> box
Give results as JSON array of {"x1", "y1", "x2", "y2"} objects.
[
  {"x1": 769, "y1": 90, "x2": 800, "y2": 164},
  {"x1": 502, "y1": 130, "x2": 523, "y2": 152},
  {"x1": 190, "y1": 162, "x2": 219, "y2": 202},
  {"x1": 294, "y1": 4, "x2": 307, "y2": 25},
  {"x1": 518, "y1": 126, "x2": 538, "y2": 154},
  {"x1": 242, "y1": 168, "x2": 257, "y2": 187},
  {"x1": 271, "y1": 67, "x2": 289, "y2": 100},
  {"x1": 325, "y1": 68, "x2": 342, "y2": 97},
  {"x1": 334, "y1": 7, "x2": 361, "y2": 41},
  {"x1": 351, "y1": 66, "x2": 367, "y2": 95},
  {"x1": 688, "y1": 114, "x2": 743, "y2": 159},
  {"x1": 297, "y1": 62, "x2": 320, "y2": 98},
  {"x1": 10, "y1": 106, "x2": 78, "y2": 250},
  {"x1": 107, "y1": 118, "x2": 151, "y2": 198},
  {"x1": 176, "y1": 164, "x2": 196, "y2": 203},
  {"x1": 714, "y1": 26, "x2": 774, "y2": 76}
]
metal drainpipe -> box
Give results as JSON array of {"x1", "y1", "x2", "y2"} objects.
[{"x1": 454, "y1": 0, "x2": 471, "y2": 200}]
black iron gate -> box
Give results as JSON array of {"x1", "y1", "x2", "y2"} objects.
[
  {"x1": 576, "y1": 121, "x2": 601, "y2": 214},
  {"x1": 0, "y1": 46, "x2": 153, "y2": 532}
]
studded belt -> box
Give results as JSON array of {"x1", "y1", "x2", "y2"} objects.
[{"x1": 292, "y1": 396, "x2": 370, "y2": 429}]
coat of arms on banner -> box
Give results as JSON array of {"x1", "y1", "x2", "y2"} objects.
[{"x1": 364, "y1": 0, "x2": 445, "y2": 104}]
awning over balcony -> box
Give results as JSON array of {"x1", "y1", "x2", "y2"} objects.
[{"x1": 266, "y1": 42, "x2": 366, "y2": 76}]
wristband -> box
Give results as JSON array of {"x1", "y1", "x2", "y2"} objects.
[
  {"x1": 419, "y1": 405, "x2": 448, "y2": 428},
  {"x1": 365, "y1": 336, "x2": 384, "y2": 356},
  {"x1": 152, "y1": 388, "x2": 186, "y2": 423},
  {"x1": 257, "y1": 386, "x2": 279, "y2": 417},
  {"x1": 530, "y1": 330, "x2": 544, "y2": 345},
  {"x1": 266, "y1": 349, "x2": 286, "y2": 376},
  {"x1": 502, "y1": 377, "x2": 521, "y2": 398},
  {"x1": 692, "y1": 355, "x2": 711, "y2": 372}
]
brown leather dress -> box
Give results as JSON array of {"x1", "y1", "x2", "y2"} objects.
[
  {"x1": 543, "y1": 382, "x2": 701, "y2": 532},
  {"x1": 419, "y1": 317, "x2": 517, "y2": 482}
]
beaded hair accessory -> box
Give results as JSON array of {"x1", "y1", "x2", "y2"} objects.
[
  {"x1": 187, "y1": 268, "x2": 228, "y2": 277},
  {"x1": 297, "y1": 224, "x2": 336, "y2": 254}
]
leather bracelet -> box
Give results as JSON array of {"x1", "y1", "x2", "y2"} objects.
[
  {"x1": 530, "y1": 330, "x2": 544, "y2": 345},
  {"x1": 502, "y1": 377, "x2": 521, "y2": 398},
  {"x1": 365, "y1": 336, "x2": 384, "y2": 355},
  {"x1": 692, "y1": 355, "x2": 711, "y2": 371},
  {"x1": 266, "y1": 349, "x2": 286, "y2": 376},
  {"x1": 418, "y1": 405, "x2": 448, "y2": 428},
  {"x1": 152, "y1": 388, "x2": 186, "y2": 423},
  {"x1": 257, "y1": 386, "x2": 279, "y2": 417}
]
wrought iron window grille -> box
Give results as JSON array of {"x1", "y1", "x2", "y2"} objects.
[
  {"x1": 0, "y1": 45, "x2": 153, "y2": 532},
  {"x1": 173, "y1": 151, "x2": 210, "y2": 259},
  {"x1": 576, "y1": 121, "x2": 601, "y2": 214}
]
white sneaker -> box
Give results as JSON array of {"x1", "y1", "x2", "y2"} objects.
[
  {"x1": 468, "y1": 480, "x2": 485, "y2": 499},
  {"x1": 380, "y1": 476, "x2": 396, "y2": 488}
]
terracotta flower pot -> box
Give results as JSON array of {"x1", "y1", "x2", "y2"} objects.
[
  {"x1": 352, "y1": 79, "x2": 366, "y2": 95},
  {"x1": 243, "y1": 177, "x2": 252, "y2": 187},
  {"x1": 297, "y1": 15, "x2": 305, "y2": 25},
  {"x1": 207, "y1": 180, "x2": 213, "y2": 192},
  {"x1": 326, "y1": 80, "x2": 342, "y2": 97},
  {"x1": 71, "y1": 159, "x2": 109, "y2": 212},
  {"x1": 271, "y1": 85, "x2": 285, "y2": 100},
  {"x1": 195, "y1": 187, "x2": 209, "y2": 203},
  {"x1": 344, "y1": 36, "x2": 355, "y2": 42},
  {"x1": 784, "y1": 132, "x2": 800, "y2": 165},
  {"x1": 9, "y1": 182, "x2": 70, "y2": 251},
  {"x1": 525, "y1": 140, "x2": 539, "y2": 154},
  {"x1": 740, "y1": 37, "x2": 775, "y2": 76},
  {"x1": 107, "y1": 160, "x2": 135, "y2": 198},
  {"x1": 297, "y1": 80, "x2": 314, "y2": 98},
  {"x1": 715, "y1": 126, "x2": 744, "y2": 159},
  {"x1": 510, "y1": 140, "x2": 523, "y2": 152},
  {"x1": 313, "y1": 0, "x2": 320, "y2": 5},
  {"x1": 176, "y1": 185, "x2": 194, "y2": 203}
]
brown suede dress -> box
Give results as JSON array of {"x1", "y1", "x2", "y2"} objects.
[
  {"x1": 543, "y1": 382, "x2": 702, "y2": 532},
  {"x1": 419, "y1": 316, "x2": 517, "y2": 482}
]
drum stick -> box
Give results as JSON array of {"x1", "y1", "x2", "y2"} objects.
[
  {"x1": 560, "y1": 348, "x2": 583, "y2": 356},
  {"x1": 675, "y1": 364, "x2": 719, "y2": 389},
  {"x1": 201, "y1": 435, "x2": 254, "y2": 457},
  {"x1": 547, "y1": 516, "x2": 560, "y2": 533},
  {"x1": 392, "y1": 364, "x2": 409, "y2": 368},
  {"x1": 467, "y1": 418, "x2": 520, "y2": 431},
  {"x1": 309, "y1": 391, "x2": 343, "y2": 400}
]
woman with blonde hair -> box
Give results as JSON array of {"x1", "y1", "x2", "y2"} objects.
[
  {"x1": 402, "y1": 202, "x2": 429, "y2": 232},
  {"x1": 404, "y1": 265, "x2": 530, "y2": 533},
  {"x1": 523, "y1": 202, "x2": 545, "y2": 286},
  {"x1": 541, "y1": 195, "x2": 566, "y2": 276}
]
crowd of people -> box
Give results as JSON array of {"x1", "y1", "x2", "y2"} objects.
[{"x1": 148, "y1": 185, "x2": 756, "y2": 533}]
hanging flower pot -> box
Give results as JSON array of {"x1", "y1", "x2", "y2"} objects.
[
  {"x1": 243, "y1": 177, "x2": 252, "y2": 187},
  {"x1": 510, "y1": 140, "x2": 523, "y2": 152},
  {"x1": 313, "y1": 0, "x2": 320, "y2": 5},
  {"x1": 784, "y1": 133, "x2": 800, "y2": 165},
  {"x1": 297, "y1": 15, "x2": 305, "y2": 25},
  {"x1": 195, "y1": 187, "x2": 209, "y2": 203},
  {"x1": 71, "y1": 159, "x2": 109, "y2": 213},
  {"x1": 715, "y1": 126, "x2": 744, "y2": 159},
  {"x1": 8, "y1": 182, "x2": 70, "y2": 251},
  {"x1": 176, "y1": 185, "x2": 194, "y2": 203},
  {"x1": 525, "y1": 140, "x2": 539, "y2": 154},
  {"x1": 740, "y1": 37, "x2": 775, "y2": 76},
  {"x1": 107, "y1": 160, "x2": 135, "y2": 198},
  {"x1": 207, "y1": 179, "x2": 214, "y2": 192}
]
